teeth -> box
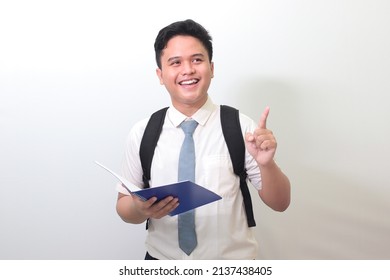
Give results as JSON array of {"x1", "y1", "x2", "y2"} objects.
[{"x1": 180, "y1": 79, "x2": 198, "y2": 85}]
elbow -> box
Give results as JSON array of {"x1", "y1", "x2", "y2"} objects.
[
  {"x1": 116, "y1": 195, "x2": 134, "y2": 224},
  {"x1": 273, "y1": 198, "x2": 290, "y2": 212},
  {"x1": 274, "y1": 187, "x2": 291, "y2": 212},
  {"x1": 259, "y1": 185, "x2": 291, "y2": 212},
  {"x1": 116, "y1": 203, "x2": 130, "y2": 223},
  {"x1": 273, "y1": 180, "x2": 291, "y2": 212},
  {"x1": 116, "y1": 195, "x2": 147, "y2": 224}
]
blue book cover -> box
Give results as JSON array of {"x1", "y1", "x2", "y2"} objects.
[
  {"x1": 131, "y1": 181, "x2": 222, "y2": 216},
  {"x1": 95, "y1": 161, "x2": 222, "y2": 216}
]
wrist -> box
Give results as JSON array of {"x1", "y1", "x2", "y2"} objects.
[{"x1": 258, "y1": 159, "x2": 277, "y2": 169}]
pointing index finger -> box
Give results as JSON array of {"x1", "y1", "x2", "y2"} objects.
[{"x1": 259, "y1": 106, "x2": 270, "y2": 129}]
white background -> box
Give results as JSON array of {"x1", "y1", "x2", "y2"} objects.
[{"x1": 1, "y1": 0, "x2": 389, "y2": 259}]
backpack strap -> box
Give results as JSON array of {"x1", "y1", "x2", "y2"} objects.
[
  {"x1": 220, "y1": 105, "x2": 256, "y2": 227},
  {"x1": 139, "y1": 107, "x2": 168, "y2": 230},
  {"x1": 140, "y1": 107, "x2": 169, "y2": 189}
]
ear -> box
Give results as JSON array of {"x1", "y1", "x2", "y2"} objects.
[
  {"x1": 210, "y1": 62, "x2": 214, "y2": 78},
  {"x1": 156, "y1": 68, "x2": 164, "y2": 85}
]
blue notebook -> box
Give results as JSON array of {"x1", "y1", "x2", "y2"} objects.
[{"x1": 95, "y1": 161, "x2": 222, "y2": 216}]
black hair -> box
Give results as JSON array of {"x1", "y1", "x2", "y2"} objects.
[{"x1": 154, "y1": 19, "x2": 213, "y2": 69}]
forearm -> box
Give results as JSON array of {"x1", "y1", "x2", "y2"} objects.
[
  {"x1": 116, "y1": 194, "x2": 148, "y2": 224},
  {"x1": 258, "y1": 160, "x2": 291, "y2": 212}
]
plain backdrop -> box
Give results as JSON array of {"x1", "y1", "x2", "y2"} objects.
[{"x1": 1, "y1": 0, "x2": 389, "y2": 259}]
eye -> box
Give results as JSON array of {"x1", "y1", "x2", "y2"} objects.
[
  {"x1": 193, "y1": 58, "x2": 203, "y2": 64},
  {"x1": 170, "y1": 60, "x2": 181, "y2": 66}
]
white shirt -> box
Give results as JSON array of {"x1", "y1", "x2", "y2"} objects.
[{"x1": 117, "y1": 97, "x2": 262, "y2": 259}]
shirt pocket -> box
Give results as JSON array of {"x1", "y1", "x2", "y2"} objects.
[{"x1": 199, "y1": 155, "x2": 240, "y2": 199}]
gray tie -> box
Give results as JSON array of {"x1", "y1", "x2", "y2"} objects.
[{"x1": 178, "y1": 119, "x2": 198, "y2": 255}]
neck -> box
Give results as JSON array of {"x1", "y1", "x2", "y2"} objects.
[{"x1": 172, "y1": 95, "x2": 208, "y2": 117}]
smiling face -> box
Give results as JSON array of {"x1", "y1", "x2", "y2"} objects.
[{"x1": 156, "y1": 35, "x2": 214, "y2": 116}]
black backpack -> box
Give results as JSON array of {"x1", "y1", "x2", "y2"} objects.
[{"x1": 139, "y1": 105, "x2": 256, "y2": 227}]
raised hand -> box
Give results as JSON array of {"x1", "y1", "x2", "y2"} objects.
[{"x1": 245, "y1": 106, "x2": 277, "y2": 166}]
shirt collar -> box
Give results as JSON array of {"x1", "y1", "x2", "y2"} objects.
[{"x1": 167, "y1": 97, "x2": 217, "y2": 127}]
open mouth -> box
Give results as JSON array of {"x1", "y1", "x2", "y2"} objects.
[{"x1": 179, "y1": 79, "x2": 199, "y2": 86}]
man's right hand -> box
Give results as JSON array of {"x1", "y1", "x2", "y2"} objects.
[
  {"x1": 116, "y1": 193, "x2": 179, "y2": 224},
  {"x1": 132, "y1": 195, "x2": 179, "y2": 219}
]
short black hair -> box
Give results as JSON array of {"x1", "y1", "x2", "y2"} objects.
[{"x1": 154, "y1": 19, "x2": 213, "y2": 69}]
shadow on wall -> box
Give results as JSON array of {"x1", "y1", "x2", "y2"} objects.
[
  {"x1": 229, "y1": 77, "x2": 303, "y2": 128},
  {"x1": 229, "y1": 77, "x2": 307, "y2": 163},
  {"x1": 255, "y1": 164, "x2": 390, "y2": 260},
  {"x1": 234, "y1": 77, "x2": 390, "y2": 259}
]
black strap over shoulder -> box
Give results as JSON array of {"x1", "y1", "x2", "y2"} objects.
[
  {"x1": 220, "y1": 105, "x2": 256, "y2": 227},
  {"x1": 140, "y1": 107, "x2": 169, "y2": 189},
  {"x1": 140, "y1": 107, "x2": 168, "y2": 230}
]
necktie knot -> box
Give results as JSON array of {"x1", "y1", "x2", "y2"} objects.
[{"x1": 180, "y1": 120, "x2": 198, "y2": 135}]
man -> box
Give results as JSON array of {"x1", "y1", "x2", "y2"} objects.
[{"x1": 116, "y1": 19, "x2": 290, "y2": 260}]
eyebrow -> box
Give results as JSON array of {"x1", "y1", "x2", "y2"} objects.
[{"x1": 167, "y1": 53, "x2": 205, "y2": 63}]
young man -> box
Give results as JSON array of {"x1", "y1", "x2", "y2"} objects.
[{"x1": 116, "y1": 19, "x2": 290, "y2": 260}]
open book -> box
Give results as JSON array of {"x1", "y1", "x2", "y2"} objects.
[{"x1": 95, "y1": 161, "x2": 222, "y2": 216}]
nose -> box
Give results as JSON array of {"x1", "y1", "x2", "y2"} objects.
[{"x1": 181, "y1": 61, "x2": 195, "y2": 76}]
